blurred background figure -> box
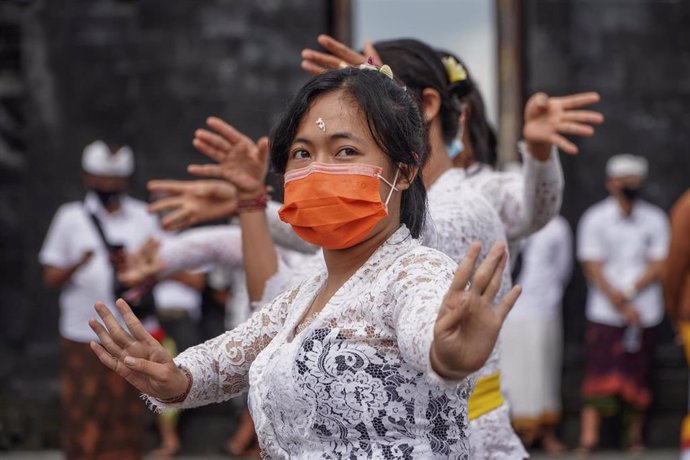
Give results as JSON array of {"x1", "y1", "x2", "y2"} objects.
[
  {"x1": 663, "y1": 188, "x2": 690, "y2": 460},
  {"x1": 38, "y1": 140, "x2": 159, "y2": 459},
  {"x1": 500, "y1": 214, "x2": 573, "y2": 454},
  {"x1": 576, "y1": 154, "x2": 669, "y2": 454}
]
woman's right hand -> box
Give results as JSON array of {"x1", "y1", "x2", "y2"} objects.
[
  {"x1": 188, "y1": 117, "x2": 270, "y2": 201},
  {"x1": 89, "y1": 299, "x2": 190, "y2": 400}
]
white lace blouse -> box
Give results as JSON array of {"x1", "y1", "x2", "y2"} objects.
[
  {"x1": 150, "y1": 226, "x2": 472, "y2": 459},
  {"x1": 464, "y1": 142, "x2": 563, "y2": 258}
]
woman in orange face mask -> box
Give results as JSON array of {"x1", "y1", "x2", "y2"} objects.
[{"x1": 88, "y1": 66, "x2": 521, "y2": 458}]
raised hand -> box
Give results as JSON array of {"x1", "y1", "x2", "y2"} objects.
[
  {"x1": 148, "y1": 179, "x2": 237, "y2": 231},
  {"x1": 188, "y1": 117, "x2": 269, "y2": 200},
  {"x1": 430, "y1": 242, "x2": 522, "y2": 380},
  {"x1": 89, "y1": 299, "x2": 190, "y2": 400},
  {"x1": 118, "y1": 238, "x2": 164, "y2": 287},
  {"x1": 523, "y1": 92, "x2": 604, "y2": 158},
  {"x1": 301, "y1": 34, "x2": 381, "y2": 75}
]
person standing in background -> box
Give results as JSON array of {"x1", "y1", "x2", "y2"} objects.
[
  {"x1": 500, "y1": 215, "x2": 573, "y2": 454},
  {"x1": 662, "y1": 189, "x2": 690, "y2": 460},
  {"x1": 39, "y1": 140, "x2": 160, "y2": 460},
  {"x1": 576, "y1": 153, "x2": 670, "y2": 454}
]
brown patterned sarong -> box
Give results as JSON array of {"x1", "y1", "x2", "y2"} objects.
[
  {"x1": 61, "y1": 338, "x2": 146, "y2": 460},
  {"x1": 581, "y1": 321, "x2": 656, "y2": 411}
]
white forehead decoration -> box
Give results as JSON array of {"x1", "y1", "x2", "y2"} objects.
[{"x1": 316, "y1": 117, "x2": 326, "y2": 132}]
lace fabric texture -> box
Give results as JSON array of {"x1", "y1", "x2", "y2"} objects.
[
  {"x1": 148, "y1": 227, "x2": 473, "y2": 458},
  {"x1": 465, "y1": 143, "x2": 563, "y2": 248},
  {"x1": 424, "y1": 169, "x2": 526, "y2": 459}
]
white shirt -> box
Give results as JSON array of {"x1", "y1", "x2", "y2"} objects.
[
  {"x1": 577, "y1": 197, "x2": 669, "y2": 327},
  {"x1": 39, "y1": 192, "x2": 161, "y2": 342},
  {"x1": 508, "y1": 215, "x2": 573, "y2": 320},
  {"x1": 152, "y1": 227, "x2": 472, "y2": 458}
]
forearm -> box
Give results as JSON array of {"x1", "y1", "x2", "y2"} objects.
[
  {"x1": 158, "y1": 225, "x2": 244, "y2": 276},
  {"x1": 632, "y1": 261, "x2": 664, "y2": 293},
  {"x1": 43, "y1": 263, "x2": 84, "y2": 289},
  {"x1": 582, "y1": 261, "x2": 623, "y2": 308},
  {"x1": 240, "y1": 210, "x2": 278, "y2": 302},
  {"x1": 166, "y1": 271, "x2": 206, "y2": 291},
  {"x1": 511, "y1": 142, "x2": 564, "y2": 240}
]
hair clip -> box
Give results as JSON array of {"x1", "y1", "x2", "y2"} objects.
[
  {"x1": 357, "y1": 62, "x2": 394, "y2": 80},
  {"x1": 441, "y1": 56, "x2": 467, "y2": 83},
  {"x1": 367, "y1": 56, "x2": 377, "y2": 65}
]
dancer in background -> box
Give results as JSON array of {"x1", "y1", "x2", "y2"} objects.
[{"x1": 500, "y1": 215, "x2": 573, "y2": 453}]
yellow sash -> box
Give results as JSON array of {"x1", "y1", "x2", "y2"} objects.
[{"x1": 468, "y1": 372, "x2": 504, "y2": 420}]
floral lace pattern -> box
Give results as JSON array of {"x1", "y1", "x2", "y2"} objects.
[
  {"x1": 465, "y1": 143, "x2": 563, "y2": 248},
  {"x1": 424, "y1": 169, "x2": 527, "y2": 459},
  {"x1": 150, "y1": 226, "x2": 472, "y2": 458}
]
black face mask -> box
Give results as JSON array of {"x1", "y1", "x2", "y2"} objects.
[
  {"x1": 94, "y1": 189, "x2": 122, "y2": 208},
  {"x1": 620, "y1": 185, "x2": 641, "y2": 201}
]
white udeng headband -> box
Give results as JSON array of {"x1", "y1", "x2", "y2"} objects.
[
  {"x1": 606, "y1": 153, "x2": 648, "y2": 178},
  {"x1": 81, "y1": 140, "x2": 134, "y2": 177}
]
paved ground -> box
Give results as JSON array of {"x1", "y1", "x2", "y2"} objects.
[{"x1": 0, "y1": 450, "x2": 681, "y2": 459}]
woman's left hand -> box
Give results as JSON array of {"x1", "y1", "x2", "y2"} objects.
[
  {"x1": 523, "y1": 92, "x2": 604, "y2": 159},
  {"x1": 301, "y1": 34, "x2": 381, "y2": 75},
  {"x1": 430, "y1": 242, "x2": 521, "y2": 380}
]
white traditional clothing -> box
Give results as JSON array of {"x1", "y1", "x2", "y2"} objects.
[
  {"x1": 150, "y1": 226, "x2": 472, "y2": 458},
  {"x1": 39, "y1": 192, "x2": 160, "y2": 342},
  {"x1": 464, "y1": 142, "x2": 563, "y2": 260},
  {"x1": 500, "y1": 216, "x2": 573, "y2": 428},
  {"x1": 577, "y1": 197, "x2": 669, "y2": 328}
]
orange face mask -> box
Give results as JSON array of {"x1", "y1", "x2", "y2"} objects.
[{"x1": 278, "y1": 162, "x2": 400, "y2": 250}]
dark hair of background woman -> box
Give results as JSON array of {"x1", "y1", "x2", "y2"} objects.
[
  {"x1": 270, "y1": 67, "x2": 428, "y2": 239},
  {"x1": 373, "y1": 39, "x2": 470, "y2": 146},
  {"x1": 435, "y1": 49, "x2": 499, "y2": 168}
]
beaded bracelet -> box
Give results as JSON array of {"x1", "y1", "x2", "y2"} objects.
[
  {"x1": 237, "y1": 186, "x2": 272, "y2": 214},
  {"x1": 156, "y1": 365, "x2": 193, "y2": 404}
]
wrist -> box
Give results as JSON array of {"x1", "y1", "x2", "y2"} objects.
[
  {"x1": 429, "y1": 342, "x2": 465, "y2": 380},
  {"x1": 156, "y1": 365, "x2": 193, "y2": 404},
  {"x1": 524, "y1": 140, "x2": 552, "y2": 162},
  {"x1": 622, "y1": 285, "x2": 638, "y2": 301},
  {"x1": 237, "y1": 186, "x2": 272, "y2": 214}
]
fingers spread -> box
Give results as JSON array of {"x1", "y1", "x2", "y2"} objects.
[
  {"x1": 495, "y1": 285, "x2": 522, "y2": 322},
  {"x1": 115, "y1": 298, "x2": 157, "y2": 344},
  {"x1": 94, "y1": 301, "x2": 135, "y2": 348},
  {"x1": 556, "y1": 121, "x2": 595, "y2": 137},
  {"x1": 301, "y1": 48, "x2": 344, "y2": 70},
  {"x1": 90, "y1": 341, "x2": 121, "y2": 372},
  {"x1": 187, "y1": 163, "x2": 225, "y2": 179},
  {"x1": 89, "y1": 319, "x2": 125, "y2": 359},
  {"x1": 483, "y1": 250, "x2": 508, "y2": 302},
  {"x1": 317, "y1": 34, "x2": 365, "y2": 64},
  {"x1": 206, "y1": 117, "x2": 246, "y2": 145},
  {"x1": 192, "y1": 138, "x2": 226, "y2": 164},
  {"x1": 300, "y1": 59, "x2": 328, "y2": 76},
  {"x1": 555, "y1": 92, "x2": 600, "y2": 109},
  {"x1": 147, "y1": 180, "x2": 188, "y2": 194},
  {"x1": 470, "y1": 242, "x2": 506, "y2": 294},
  {"x1": 550, "y1": 133, "x2": 579, "y2": 155},
  {"x1": 561, "y1": 110, "x2": 604, "y2": 124},
  {"x1": 449, "y1": 242, "x2": 482, "y2": 292},
  {"x1": 148, "y1": 195, "x2": 183, "y2": 214},
  {"x1": 161, "y1": 208, "x2": 191, "y2": 231}
]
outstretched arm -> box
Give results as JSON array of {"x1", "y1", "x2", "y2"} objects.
[{"x1": 189, "y1": 117, "x2": 280, "y2": 302}]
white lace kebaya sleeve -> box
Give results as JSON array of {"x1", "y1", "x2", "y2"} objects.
[
  {"x1": 388, "y1": 249, "x2": 468, "y2": 388},
  {"x1": 266, "y1": 200, "x2": 318, "y2": 255},
  {"x1": 158, "y1": 225, "x2": 244, "y2": 276},
  {"x1": 470, "y1": 142, "x2": 564, "y2": 244},
  {"x1": 145, "y1": 287, "x2": 295, "y2": 412}
]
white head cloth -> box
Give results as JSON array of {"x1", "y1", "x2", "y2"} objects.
[
  {"x1": 81, "y1": 140, "x2": 134, "y2": 177},
  {"x1": 605, "y1": 153, "x2": 648, "y2": 179}
]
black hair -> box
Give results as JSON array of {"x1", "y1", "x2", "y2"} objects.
[
  {"x1": 373, "y1": 39, "x2": 470, "y2": 144},
  {"x1": 270, "y1": 67, "x2": 427, "y2": 239},
  {"x1": 435, "y1": 49, "x2": 499, "y2": 167}
]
